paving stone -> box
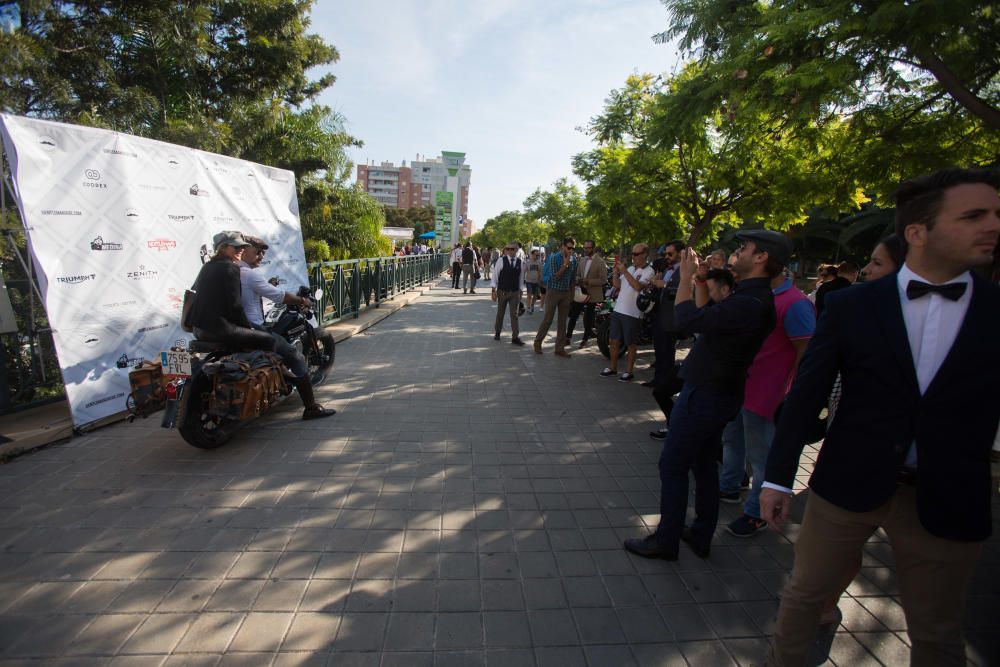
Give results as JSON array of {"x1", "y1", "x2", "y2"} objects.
[
  {"x1": 280, "y1": 612, "x2": 342, "y2": 651},
  {"x1": 436, "y1": 612, "x2": 484, "y2": 649},
  {"x1": 173, "y1": 612, "x2": 244, "y2": 653},
  {"x1": 120, "y1": 613, "x2": 195, "y2": 654},
  {"x1": 527, "y1": 609, "x2": 579, "y2": 647},
  {"x1": 228, "y1": 612, "x2": 294, "y2": 652}
]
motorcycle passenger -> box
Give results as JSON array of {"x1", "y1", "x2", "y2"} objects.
[
  {"x1": 239, "y1": 235, "x2": 336, "y2": 421},
  {"x1": 188, "y1": 232, "x2": 276, "y2": 352}
]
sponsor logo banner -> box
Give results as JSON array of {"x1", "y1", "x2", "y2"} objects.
[{"x1": 0, "y1": 113, "x2": 307, "y2": 428}]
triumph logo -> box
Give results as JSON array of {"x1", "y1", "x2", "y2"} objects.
[
  {"x1": 126, "y1": 265, "x2": 158, "y2": 280},
  {"x1": 147, "y1": 239, "x2": 177, "y2": 252},
  {"x1": 167, "y1": 214, "x2": 195, "y2": 222},
  {"x1": 189, "y1": 184, "x2": 210, "y2": 197},
  {"x1": 90, "y1": 236, "x2": 123, "y2": 251},
  {"x1": 57, "y1": 274, "x2": 96, "y2": 285},
  {"x1": 115, "y1": 353, "x2": 144, "y2": 369},
  {"x1": 38, "y1": 135, "x2": 57, "y2": 152}
]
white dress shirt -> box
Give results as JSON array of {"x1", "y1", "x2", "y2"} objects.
[
  {"x1": 238, "y1": 260, "x2": 286, "y2": 327},
  {"x1": 450, "y1": 248, "x2": 462, "y2": 264},
  {"x1": 491, "y1": 255, "x2": 525, "y2": 290},
  {"x1": 763, "y1": 263, "x2": 973, "y2": 495}
]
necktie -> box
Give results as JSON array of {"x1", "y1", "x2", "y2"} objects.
[{"x1": 905, "y1": 280, "x2": 966, "y2": 301}]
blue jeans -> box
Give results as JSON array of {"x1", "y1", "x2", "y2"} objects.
[
  {"x1": 741, "y1": 408, "x2": 776, "y2": 520},
  {"x1": 718, "y1": 411, "x2": 746, "y2": 494},
  {"x1": 655, "y1": 384, "x2": 743, "y2": 551}
]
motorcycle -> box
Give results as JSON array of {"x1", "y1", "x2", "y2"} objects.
[
  {"x1": 161, "y1": 287, "x2": 335, "y2": 449},
  {"x1": 593, "y1": 286, "x2": 656, "y2": 359}
]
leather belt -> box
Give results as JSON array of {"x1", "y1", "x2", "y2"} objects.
[{"x1": 897, "y1": 469, "x2": 918, "y2": 486}]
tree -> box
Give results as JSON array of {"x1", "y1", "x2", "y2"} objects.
[
  {"x1": 0, "y1": 2, "x2": 391, "y2": 259},
  {"x1": 300, "y1": 183, "x2": 392, "y2": 260},
  {"x1": 654, "y1": 0, "x2": 1000, "y2": 131},
  {"x1": 522, "y1": 178, "x2": 591, "y2": 245},
  {"x1": 579, "y1": 72, "x2": 849, "y2": 248},
  {"x1": 383, "y1": 205, "x2": 435, "y2": 240},
  {"x1": 473, "y1": 211, "x2": 550, "y2": 251}
]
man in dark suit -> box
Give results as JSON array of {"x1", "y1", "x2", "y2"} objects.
[
  {"x1": 647, "y1": 239, "x2": 685, "y2": 438},
  {"x1": 760, "y1": 168, "x2": 1000, "y2": 666}
]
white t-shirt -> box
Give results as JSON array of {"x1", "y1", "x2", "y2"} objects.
[{"x1": 613, "y1": 265, "x2": 654, "y2": 319}]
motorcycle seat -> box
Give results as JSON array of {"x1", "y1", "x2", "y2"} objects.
[{"x1": 188, "y1": 340, "x2": 229, "y2": 353}]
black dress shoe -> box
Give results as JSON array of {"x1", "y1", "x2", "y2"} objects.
[
  {"x1": 494, "y1": 332, "x2": 501, "y2": 340},
  {"x1": 680, "y1": 527, "x2": 711, "y2": 559},
  {"x1": 623, "y1": 535, "x2": 678, "y2": 560},
  {"x1": 511, "y1": 337, "x2": 525, "y2": 346}
]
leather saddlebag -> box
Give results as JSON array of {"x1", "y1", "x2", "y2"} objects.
[{"x1": 128, "y1": 361, "x2": 167, "y2": 416}]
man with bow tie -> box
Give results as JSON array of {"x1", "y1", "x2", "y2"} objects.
[{"x1": 759, "y1": 168, "x2": 1000, "y2": 666}]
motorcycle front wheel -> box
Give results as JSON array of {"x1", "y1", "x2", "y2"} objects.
[
  {"x1": 177, "y1": 373, "x2": 239, "y2": 449},
  {"x1": 306, "y1": 332, "x2": 336, "y2": 386}
]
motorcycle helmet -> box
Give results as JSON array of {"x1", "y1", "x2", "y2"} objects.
[{"x1": 636, "y1": 287, "x2": 657, "y2": 314}]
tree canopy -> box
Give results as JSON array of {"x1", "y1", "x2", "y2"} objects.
[{"x1": 0, "y1": 0, "x2": 390, "y2": 260}]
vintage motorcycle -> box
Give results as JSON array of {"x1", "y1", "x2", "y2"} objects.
[{"x1": 160, "y1": 287, "x2": 334, "y2": 449}]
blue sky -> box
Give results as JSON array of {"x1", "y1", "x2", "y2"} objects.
[{"x1": 309, "y1": 0, "x2": 680, "y2": 228}]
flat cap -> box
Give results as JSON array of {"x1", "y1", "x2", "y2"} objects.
[
  {"x1": 735, "y1": 229, "x2": 793, "y2": 266},
  {"x1": 212, "y1": 231, "x2": 251, "y2": 250}
]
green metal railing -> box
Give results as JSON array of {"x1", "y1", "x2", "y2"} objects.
[{"x1": 309, "y1": 253, "x2": 449, "y2": 326}]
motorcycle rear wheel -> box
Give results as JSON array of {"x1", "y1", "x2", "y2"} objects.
[{"x1": 177, "y1": 373, "x2": 238, "y2": 449}]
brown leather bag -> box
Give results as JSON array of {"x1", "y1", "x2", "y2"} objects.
[{"x1": 128, "y1": 361, "x2": 167, "y2": 416}]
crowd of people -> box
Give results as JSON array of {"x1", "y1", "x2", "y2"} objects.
[{"x1": 458, "y1": 168, "x2": 1000, "y2": 666}]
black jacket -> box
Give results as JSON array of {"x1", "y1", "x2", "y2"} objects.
[
  {"x1": 656, "y1": 266, "x2": 682, "y2": 332},
  {"x1": 189, "y1": 258, "x2": 253, "y2": 333},
  {"x1": 675, "y1": 277, "x2": 776, "y2": 394},
  {"x1": 814, "y1": 276, "x2": 851, "y2": 315},
  {"x1": 765, "y1": 273, "x2": 1000, "y2": 541}
]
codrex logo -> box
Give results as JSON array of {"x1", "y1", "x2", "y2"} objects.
[
  {"x1": 83, "y1": 168, "x2": 108, "y2": 189},
  {"x1": 85, "y1": 169, "x2": 100, "y2": 180}
]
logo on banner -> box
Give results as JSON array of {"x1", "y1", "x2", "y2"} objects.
[
  {"x1": 174, "y1": 339, "x2": 188, "y2": 350},
  {"x1": 90, "y1": 236, "x2": 123, "y2": 251},
  {"x1": 85, "y1": 392, "x2": 125, "y2": 409},
  {"x1": 57, "y1": 274, "x2": 96, "y2": 285},
  {"x1": 268, "y1": 276, "x2": 288, "y2": 287},
  {"x1": 42, "y1": 209, "x2": 82, "y2": 216},
  {"x1": 209, "y1": 160, "x2": 230, "y2": 175},
  {"x1": 189, "y1": 184, "x2": 210, "y2": 197},
  {"x1": 102, "y1": 298, "x2": 138, "y2": 310},
  {"x1": 166, "y1": 156, "x2": 181, "y2": 169},
  {"x1": 167, "y1": 214, "x2": 195, "y2": 223},
  {"x1": 126, "y1": 265, "x2": 158, "y2": 281},
  {"x1": 38, "y1": 135, "x2": 58, "y2": 152},
  {"x1": 103, "y1": 147, "x2": 138, "y2": 158},
  {"x1": 115, "y1": 353, "x2": 144, "y2": 369},
  {"x1": 147, "y1": 239, "x2": 177, "y2": 252},
  {"x1": 82, "y1": 332, "x2": 101, "y2": 347},
  {"x1": 82, "y1": 169, "x2": 108, "y2": 190},
  {"x1": 166, "y1": 288, "x2": 183, "y2": 310},
  {"x1": 212, "y1": 213, "x2": 234, "y2": 224},
  {"x1": 137, "y1": 322, "x2": 169, "y2": 334},
  {"x1": 124, "y1": 208, "x2": 142, "y2": 223}
]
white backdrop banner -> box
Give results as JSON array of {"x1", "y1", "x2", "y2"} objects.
[{"x1": 0, "y1": 114, "x2": 309, "y2": 428}]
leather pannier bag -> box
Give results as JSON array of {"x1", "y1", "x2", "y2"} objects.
[{"x1": 128, "y1": 360, "x2": 167, "y2": 416}]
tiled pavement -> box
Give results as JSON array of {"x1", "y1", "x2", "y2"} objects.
[{"x1": 0, "y1": 277, "x2": 997, "y2": 667}]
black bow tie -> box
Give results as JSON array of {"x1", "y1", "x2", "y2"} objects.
[{"x1": 905, "y1": 280, "x2": 966, "y2": 301}]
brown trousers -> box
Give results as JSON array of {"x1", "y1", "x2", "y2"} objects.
[
  {"x1": 768, "y1": 485, "x2": 982, "y2": 667},
  {"x1": 494, "y1": 289, "x2": 520, "y2": 338},
  {"x1": 533, "y1": 287, "x2": 572, "y2": 351}
]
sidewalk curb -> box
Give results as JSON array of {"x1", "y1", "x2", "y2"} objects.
[{"x1": 0, "y1": 276, "x2": 446, "y2": 461}]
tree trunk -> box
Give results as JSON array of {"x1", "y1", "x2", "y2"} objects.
[
  {"x1": 908, "y1": 45, "x2": 1000, "y2": 131},
  {"x1": 686, "y1": 213, "x2": 715, "y2": 248}
]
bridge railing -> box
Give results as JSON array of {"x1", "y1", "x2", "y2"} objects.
[{"x1": 308, "y1": 253, "x2": 449, "y2": 327}]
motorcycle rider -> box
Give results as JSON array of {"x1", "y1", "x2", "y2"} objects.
[
  {"x1": 238, "y1": 235, "x2": 336, "y2": 421},
  {"x1": 188, "y1": 231, "x2": 333, "y2": 421}
]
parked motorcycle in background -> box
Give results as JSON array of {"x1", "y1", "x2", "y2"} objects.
[{"x1": 140, "y1": 287, "x2": 334, "y2": 449}]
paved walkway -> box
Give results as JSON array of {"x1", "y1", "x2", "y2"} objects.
[{"x1": 0, "y1": 278, "x2": 996, "y2": 666}]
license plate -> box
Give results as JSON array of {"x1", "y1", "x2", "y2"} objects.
[{"x1": 160, "y1": 349, "x2": 192, "y2": 378}]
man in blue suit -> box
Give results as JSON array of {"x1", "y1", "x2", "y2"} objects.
[{"x1": 760, "y1": 168, "x2": 1000, "y2": 666}]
